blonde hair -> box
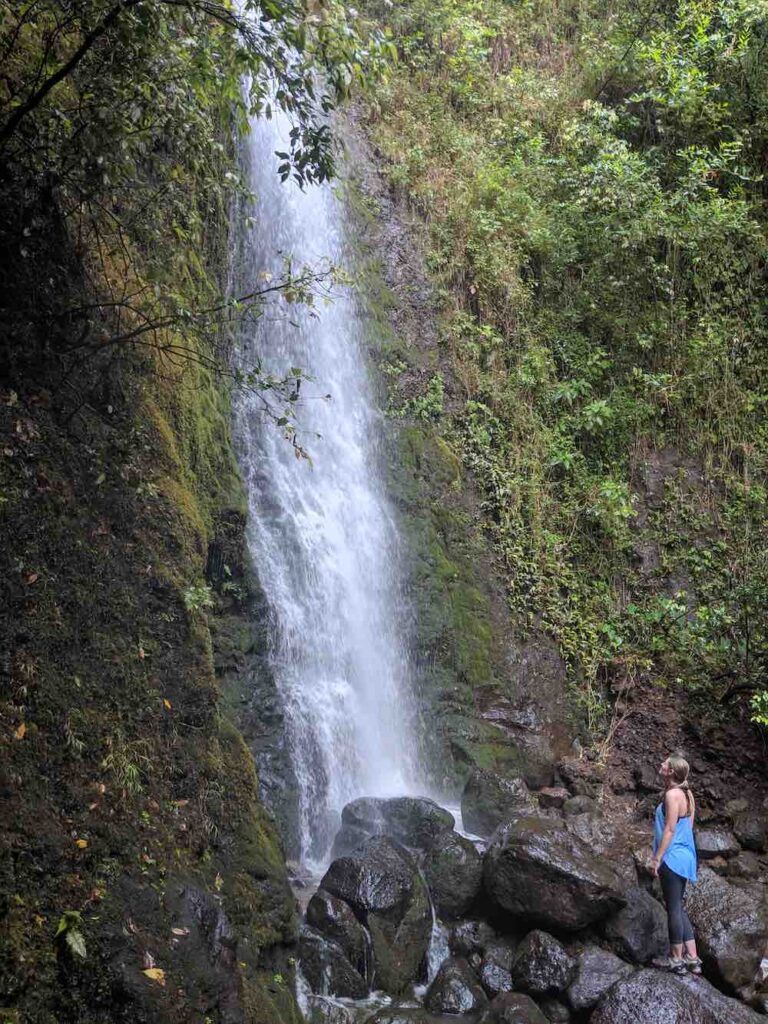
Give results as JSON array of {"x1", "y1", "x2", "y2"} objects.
[{"x1": 667, "y1": 753, "x2": 692, "y2": 807}]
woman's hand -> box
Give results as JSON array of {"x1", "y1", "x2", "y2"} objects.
[{"x1": 650, "y1": 855, "x2": 660, "y2": 877}]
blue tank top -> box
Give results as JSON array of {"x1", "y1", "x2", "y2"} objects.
[{"x1": 654, "y1": 797, "x2": 697, "y2": 882}]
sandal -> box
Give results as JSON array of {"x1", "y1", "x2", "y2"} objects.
[
  {"x1": 684, "y1": 955, "x2": 703, "y2": 975},
  {"x1": 652, "y1": 956, "x2": 687, "y2": 975}
]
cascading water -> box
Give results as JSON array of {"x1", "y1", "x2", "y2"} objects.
[{"x1": 232, "y1": 108, "x2": 419, "y2": 866}]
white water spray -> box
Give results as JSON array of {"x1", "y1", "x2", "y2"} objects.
[{"x1": 232, "y1": 109, "x2": 419, "y2": 865}]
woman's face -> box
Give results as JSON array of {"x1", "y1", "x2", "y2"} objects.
[{"x1": 658, "y1": 757, "x2": 671, "y2": 779}]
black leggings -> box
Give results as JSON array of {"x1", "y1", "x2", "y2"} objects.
[{"x1": 659, "y1": 863, "x2": 695, "y2": 945}]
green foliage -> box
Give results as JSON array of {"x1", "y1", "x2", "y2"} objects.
[
  {"x1": 54, "y1": 911, "x2": 87, "y2": 960},
  {"x1": 365, "y1": 0, "x2": 768, "y2": 723},
  {"x1": 183, "y1": 581, "x2": 215, "y2": 613}
]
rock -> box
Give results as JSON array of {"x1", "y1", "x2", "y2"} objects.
[
  {"x1": 336, "y1": 797, "x2": 454, "y2": 854},
  {"x1": 590, "y1": 968, "x2": 767, "y2": 1023},
  {"x1": 332, "y1": 823, "x2": 372, "y2": 858},
  {"x1": 298, "y1": 926, "x2": 368, "y2": 999},
  {"x1": 365, "y1": 1010, "x2": 444, "y2": 1024},
  {"x1": 424, "y1": 957, "x2": 488, "y2": 1015},
  {"x1": 306, "y1": 889, "x2": 370, "y2": 980},
  {"x1": 685, "y1": 868, "x2": 768, "y2": 998},
  {"x1": 724, "y1": 851, "x2": 762, "y2": 881},
  {"x1": 461, "y1": 768, "x2": 535, "y2": 837},
  {"x1": 604, "y1": 886, "x2": 668, "y2": 963},
  {"x1": 449, "y1": 919, "x2": 498, "y2": 958},
  {"x1": 306, "y1": 996, "x2": 353, "y2": 1024},
  {"x1": 538, "y1": 787, "x2": 569, "y2": 810},
  {"x1": 696, "y1": 829, "x2": 741, "y2": 860},
  {"x1": 511, "y1": 930, "x2": 575, "y2": 996},
  {"x1": 423, "y1": 830, "x2": 483, "y2": 918},
  {"x1": 564, "y1": 815, "x2": 639, "y2": 892},
  {"x1": 538, "y1": 999, "x2": 571, "y2": 1022},
  {"x1": 566, "y1": 946, "x2": 633, "y2": 1011},
  {"x1": 478, "y1": 992, "x2": 549, "y2": 1024},
  {"x1": 319, "y1": 837, "x2": 431, "y2": 995},
  {"x1": 563, "y1": 795, "x2": 596, "y2": 816},
  {"x1": 633, "y1": 764, "x2": 659, "y2": 793},
  {"x1": 733, "y1": 812, "x2": 767, "y2": 853},
  {"x1": 483, "y1": 817, "x2": 626, "y2": 931},
  {"x1": 479, "y1": 943, "x2": 515, "y2": 998}
]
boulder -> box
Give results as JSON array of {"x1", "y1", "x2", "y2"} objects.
[
  {"x1": 306, "y1": 996, "x2": 353, "y2": 1024},
  {"x1": 564, "y1": 815, "x2": 639, "y2": 892},
  {"x1": 332, "y1": 823, "x2": 372, "y2": 858},
  {"x1": 483, "y1": 817, "x2": 626, "y2": 931},
  {"x1": 733, "y1": 811, "x2": 768, "y2": 853},
  {"x1": 724, "y1": 851, "x2": 762, "y2": 881},
  {"x1": 423, "y1": 830, "x2": 483, "y2": 918},
  {"x1": 538, "y1": 999, "x2": 571, "y2": 1022},
  {"x1": 563, "y1": 795, "x2": 596, "y2": 817},
  {"x1": 424, "y1": 957, "x2": 488, "y2": 1015},
  {"x1": 461, "y1": 768, "x2": 535, "y2": 837},
  {"x1": 566, "y1": 945, "x2": 633, "y2": 1011},
  {"x1": 477, "y1": 992, "x2": 549, "y2": 1024},
  {"x1": 510, "y1": 930, "x2": 576, "y2": 996},
  {"x1": 685, "y1": 868, "x2": 768, "y2": 998},
  {"x1": 449, "y1": 919, "x2": 499, "y2": 959},
  {"x1": 604, "y1": 886, "x2": 668, "y2": 963},
  {"x1": 335, "y1": 797, "x2": 454, "y2": 855},
  {"x1": 306, "y1": 888, "x2": 370, "y2": 980},
  {"x1": 298, "y1": 926, "x2": 368, "y2": 999},
  {"x1": 320, "y1": 837, "x2": 431, "y2": 995},
  {"x1": 479, "y1": 943, "x2": 515, "y2": 998},
  {"x1": 590, "y1": 968, "x2": 767, "y2": 1023},
  {"x1": 696, "y1": 829, "x2": 741, "y2": 860},
  {"x1": 365, "y1": 1010, "x2": 445, "y2": 1024},
  {"x1": 538, "y1": 787, "x2": 569, "y2": 810}
]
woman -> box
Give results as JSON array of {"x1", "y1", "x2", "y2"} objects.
[{"x1": 651, "y1": 753, "x2": 702, "y2": 975}]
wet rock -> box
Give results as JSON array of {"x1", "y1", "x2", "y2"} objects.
[
  {"x1": 449, "y1": 919, "x2": 498, "y2": 958},
  {"x1": 320, "y1": 837, "x2": 431, "y2": 995},
  {"x1": 479, "y1": 943, "x2": 515, "y2": 998},
  {"x1": 331, "y1": 823, "x2": 372, "y2": 858},
  {"x1": 538, "y1": 999, "x2": 571, "y2": 1022},
  {"x1": 306, "y1": 888, "x2": 370, "y2": 980},
  {"x1": 424, "y1": 957, "x2": 488, "y2": 1015},
  {"x1": 423, "y1": 829, "x2": 483, "y2": 918},
  {"x1": 510, "y1": 930, "x2": 576, "y2": 996},
  {"x1": 733, "y1": 812, "x2": 768, "y2": 853},
  {"x1": 483, "y1": 817, "x2": 627, "y2": 931},
  {"x1": 696, "y1": 829, "x2": 741, "y2": 860},
  {"x1": 563, "y1": 795, "x2": 596, "y2": 817},
  {"x1": 306, "y1": 996, "x2": 353, "y2": 1024},
  {"x1": 685, "y1": 867, "x2": 768, "y2": 998},
  {"x1": 365, "y1": 1009, "x2": 447, "y2": 1024},
  {"x1": 538, "y1": 787, "x2": 569, "y2": 810},
  {"x1": 590, "y1": 968, "x2": 767, "y2": 1023},
  {"x1": 478, "y1": 992, "x2": 549, "y2": 1024},
  {"x1": 604, "y1": 886, "x2": 668, "y2": 963},
  {"x1": 566, "y1": 946, "x2": 633, "y2": 1011},
  {"x1": 724, "y1": 851, "x2": 762, "y2": 881},
  {"x1": 298, "y1": 926, "x2": 368, "y2": 999},
  {"x1": 336, "y1": 797, "x2": 454, "y2": 854},
  {"x1": 461, "y1": 768, "x2": 535, "y2": 837},
  {"x1": 564, "y1": 815, "x2": 639, "y2": 892}
]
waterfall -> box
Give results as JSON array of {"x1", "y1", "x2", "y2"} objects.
[{"x1": 232, "y1": 109, "x2": 419, "y2": 866}]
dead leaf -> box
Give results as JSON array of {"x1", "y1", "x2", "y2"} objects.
[
  {"x1": 14, "y1": 722, "x2": 26, "y2": 740},
  {"x1": 171, "y1": 927, "x2": 189, "y2": 937},
  {"x1": 143, "y1": 967, "x2": 165, "y2": 986},
  {"x1": 138, "y1": 646, "x2": 145, "y2": 660},
  {"x1": 163, "y1": 699, "x2": 171, "y2": 710},
  {"x1": 75, "y1": 838, "x2": 88, "y2": 849},
  {"x1": 25, "y1": 572, "x2": 39, "y2": 585}
]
